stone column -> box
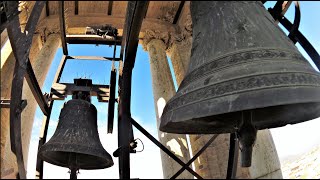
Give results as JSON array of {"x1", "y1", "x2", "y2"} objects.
[
  {"x1": 167, "y1": 26, "x2": 282, "y2": 179},
  {"x1": 0, "y1": 34, "x2": 61, "y2": 178},
  {"x1": 143, "y1": 37, "x2": 193, "y2": 179}
]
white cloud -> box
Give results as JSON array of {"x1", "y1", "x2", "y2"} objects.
[{"x1": 270, "y1": 117, "x2": 320, "y2": 160}]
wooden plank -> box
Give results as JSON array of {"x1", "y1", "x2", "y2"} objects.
[{"x1": 59, "y1": 1, "x2": 68, "y2": 55}]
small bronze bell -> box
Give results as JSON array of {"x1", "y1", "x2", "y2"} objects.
[
  {"x1": 38, "y1": 96, "x2": 113, "y2": 170},
  {"x1": 160, "y1": 1, "x2": 320, "y2": 166}
]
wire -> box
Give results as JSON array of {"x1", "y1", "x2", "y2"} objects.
[{"x1": 135, "y1": 138, "x2": 144, "y2": 153}]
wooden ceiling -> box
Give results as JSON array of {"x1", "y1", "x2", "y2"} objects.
[{"x1": 46, "y1": 1, "x2": 184, "y2": 24}]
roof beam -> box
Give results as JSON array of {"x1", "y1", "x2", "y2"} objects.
[
  {"x1": 108, "y1": 1, "x2": 113, "y2": 15},
  {"x1": 59, "y1": 1, "x2": 68, "y2": 55}
]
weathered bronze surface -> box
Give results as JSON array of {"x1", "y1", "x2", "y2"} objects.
[
  {"x1": 160, "y1": 1, "x2": 320, "y2": 134},
  {"x1": 38, "y1": 99, "x2": 113, "y2": 169}
]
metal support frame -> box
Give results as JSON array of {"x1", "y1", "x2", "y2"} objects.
[
  {"x1": 170, "y1": 134, "x2": 219, "y2": 179},
  {"x1": 35, "y1": 55, "x2": 67, "y2": 179},
  {"x1": 25, "y1": 59, "x2": 50, "y2": 115},
  {"x1": 4, "y1": 0, "x2": 317, "y2": 179},
  {"x1": 267, "y1": 1, "x2": 320, "y2": 69},
  {"x1": 117, "y1": 1, "x2": 149, "y2": 179},
  {"x1": 226, "y1": 133, "x2": 239, "y2": 179},
  {"x1": 34, "y1": 33, "x2": 120, "y2": 178},
  {"x1": 5, "y1": 1, "x2": 45, "y2": 178},
  {"x1": 66, "y1": 55, "x2": 121, "y2": 61},
  {"x1": 0, "y1": 99, "x2": 27, "y2": 109},
  {"x1": 59, "y1": 1, "x2": 68, "y2": 55}
]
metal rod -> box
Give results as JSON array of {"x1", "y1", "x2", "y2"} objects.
[
  {"x1": 25, "y1": 59, "x2": 49, "y2": 116},
  {"x1": 131, "y1": 118, "x2": 203, "y2": 179},
  {"x1": 170, "y1": 134, "x2": 218, "y2": 179},
  {"x1": 59, "y1": 1, "x2": 68, "y2": 55},
  {"x1": 66, "y1": 55, "x2": 120, "y2": 61},
  {"x1": 173, "y1": 1, "x2": 185, "y2": 24},
  {"x1": 287, "y1": 1, "x2": 301, "y2": 44},
  {"x1": 35, "y1": 55, "x2": 67, "y2": 179},
  {"x1": 226, "y1": 133, "x2": 239, "y2": 179},
  {"x1": 279, "y1": 16, "x2": 320, "y2": 69}
]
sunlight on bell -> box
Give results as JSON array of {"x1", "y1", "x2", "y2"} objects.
[
  {"x1": 166, "y1": 139, "x2": 183, "y2": 158},
  {"x1": 157, "y1": 97, "x2": 166, "y2": 118}
]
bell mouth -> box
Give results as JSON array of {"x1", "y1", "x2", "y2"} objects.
[
  {"x1": 39, "y1": 144, "x2": 114, "y2": 170},
  {"x1": 160, "y1": 101, "x2": 320, "y2": 134}
]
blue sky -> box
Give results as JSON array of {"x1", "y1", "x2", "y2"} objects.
[{"x1": 27, "y1": 2, "x2": 320, "y2": 179}]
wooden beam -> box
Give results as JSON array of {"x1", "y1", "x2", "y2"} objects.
[
  {"x1": 173, "y1": 1, "x2": 185, "y2": 24},
  {"x1": 75, "y1": 1, "x2": 79, "y2": 15},
  {"x1": 59, "y1": 1, "x2": 68, "y2": 55},
  {"x1": 66, "y1": 34, "x2": 122, "y2": 45},
  {"x1": 35, "y1": 15, "x2": 177, "y2": 36},
  {"x1": 108, "y1": 1, "x2": 113, "y2": 15},
  {"x1": 51, "y1": 83, "x2": 110, "y2": 101}
]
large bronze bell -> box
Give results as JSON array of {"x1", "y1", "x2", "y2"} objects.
[
  {"x1": 160, "y1": 1, "x2": 320, "y2": 166},
  {"x1": 38, "y1": 98, "x2": 114, "y2": 170}
]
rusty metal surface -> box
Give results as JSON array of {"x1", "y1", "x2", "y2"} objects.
[
  {"x1": 117, "y1": 1, "x2": 149, "y2": 179},
  {"x1": 226, "y1": 133, "x2": 239, "y2": 179},
  {"x1": 160, "y1": 1, "x2": 320, "y2": 134},
  {"x1": 25, "y1": 59, "x2": 49, "y2": 116},
  {"x1": 59, "y1": 1, "x2": 68, "y2": 55},
  {"x1": 6, "y1": 1, "x2": 45, "y2": 178}
]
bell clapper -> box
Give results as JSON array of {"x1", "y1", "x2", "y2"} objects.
[
  {"x1": 68, "y1": 153, "x2": 79, "y2": 179},
  {"x1": 237, "y1": 110, "x2": 257, "y2": 167}
]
